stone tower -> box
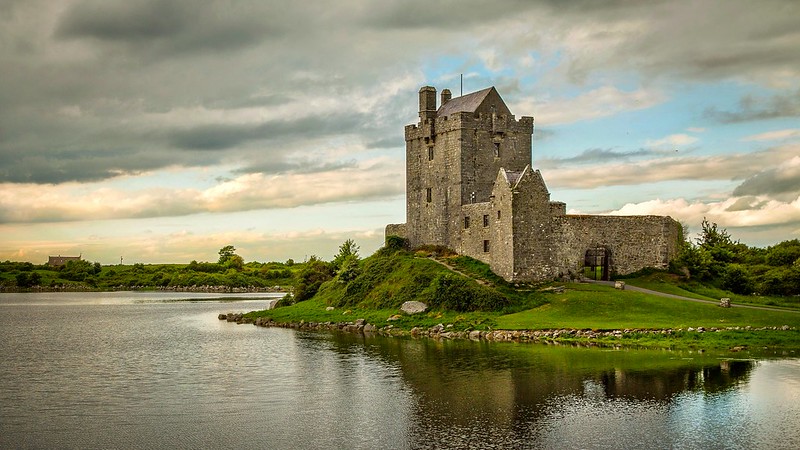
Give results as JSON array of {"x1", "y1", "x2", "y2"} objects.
[{"x1": 403, "y1": 85, "x2": 534, "y2": 250}]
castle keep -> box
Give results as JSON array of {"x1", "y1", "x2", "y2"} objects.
[{"x1": 386, "y1": 86, "x2": 681, "y2": 282}]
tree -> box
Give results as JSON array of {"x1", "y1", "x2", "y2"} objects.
[
  {"x1": 333, "y1": 239, "x2": 360, "y2": 270},
  {"x1": 225, "y1": 254, "x2": 244, "y2": 271},
  {"x1": 336, "y1": 254, "x2": 361, "y2": 283},
  {"x1": 765, "y1": 240, "x2": 800, "y2": 266},
  {"x1": 218, "y1": 245, "x2": 237, "y2": 264}
]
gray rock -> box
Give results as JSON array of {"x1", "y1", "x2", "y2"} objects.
[
  {"x1": 720, "y1": 298, "x2": 731, "y2": 308},
  {"x1": 401, "y1": 301, "x2": 428, "y2": 315},
  {"x1": 326, "y1": 306, "x2": 335, "y2": 311}
]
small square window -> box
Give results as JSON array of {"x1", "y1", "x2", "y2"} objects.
[
  {"x1": 483, "y1": 214, "x2": 489, "y2": 227},
  {"x1": 426, "y1": 188, "x2": 432, "y2": 203},
  {"x1": 483, "y1": 240, "x2": 490, "y2": 253},
  {"x1": 464, "y1": 216, "x2": 470, "y2": 229}
]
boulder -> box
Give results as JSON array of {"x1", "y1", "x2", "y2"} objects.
[
  {"x1": 720, "y1": 298, "x2": 731, "y2": 308},
  {"x1": 401, "y1": 301, "x2": 428, "y2": 315},
  {"x1": 615, "y1": 281, "x2": 626, "y2": 290},
  {"x1": 325, "y1": 306, "x2": 335, "y2": 311}
]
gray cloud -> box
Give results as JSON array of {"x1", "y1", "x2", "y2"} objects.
[
  {"x1": 725, "y1": 196, "x2": 769, "y2": 212},
  {"x1": 234, "y1": 159, "x2": 359, "y2": 176},
  {"x1": 705, "y1": 90, "x2": 800, "y2": 123},
  {"x1": 55, "y1": 0, "x2": 283, "y2": 58},
  {"x1": 539, "y1": 148, "x2": 660, "y2": 167},
  {"x1": 56, "y1": 1, "x2": 189, "y2": 42},
  {"x1": 168, "y1": 114, "x2": 367, "y2": 151},
  {"x1": 732, "y1": 164, "x2": 800, "y2": 200}
]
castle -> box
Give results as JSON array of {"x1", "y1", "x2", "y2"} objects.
[{"x1": 386, "y1": 86, "x2": 681, "y2": 282}]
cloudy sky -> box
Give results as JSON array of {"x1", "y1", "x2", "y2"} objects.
[{"x1": 1, "y1": 0, "x2": 799, "y2": 264}]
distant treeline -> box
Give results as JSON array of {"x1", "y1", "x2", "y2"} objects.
[{"x1": 0, "y1": 246, "x2": 301, "y2": 291}]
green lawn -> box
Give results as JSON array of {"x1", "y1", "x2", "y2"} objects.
[{"x1": 496, "y1": 283, "x2": 800, "y2": 331}]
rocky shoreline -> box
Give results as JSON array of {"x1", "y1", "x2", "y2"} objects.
[{"x1": 217, "y1": 312, "x2": 796, "y2": 346}]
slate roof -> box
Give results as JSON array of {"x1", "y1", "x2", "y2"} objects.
[
  {"x1": 504, "y1": 169, "x2": 525, "y2": 186},
  {"x1": 437, "y1": 86, "x2": 495, "y2": 117}
]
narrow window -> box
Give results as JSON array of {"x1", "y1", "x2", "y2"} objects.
[
  {"x1": 426, "y1": 188, "x2": 432, "y2": 203},
  {"x1": 483, "y1": 214, "x2": 489, "y2": 227},
  {"x1": 497, "y1": 210, "x2": 501, "y2": 220},
  {"x1": 493, "y1": 142, "x2": 500, "y2": 158},
  {"x1": 428, "y1": 147, "x2": 434, "y2": 161},
  {"x1": 464, "y1": 216, "x2": 470, "y2": 229},
  {"x1": 483, "y1": 240, "x2": 490, "y2": 253}
]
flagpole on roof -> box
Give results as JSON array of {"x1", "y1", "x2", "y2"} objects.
[{"x1": 460, "y1": 74, "x2": 463, "y2": 96}]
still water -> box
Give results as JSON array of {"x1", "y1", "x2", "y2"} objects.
[{"x1": 1, "y1": 292, "x2": 798, "y2": 449}]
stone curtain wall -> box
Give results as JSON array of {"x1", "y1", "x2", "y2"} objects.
[{"x1": 552, "y1": 215, "x2": 681, "y2": 278}]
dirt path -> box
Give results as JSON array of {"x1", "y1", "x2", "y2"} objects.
[
  {"x1": 426, "y1": 257, "x2": 491, "y2": 286},
  {"x1": 588, "y1": 280, "x2": 800, "y2": 314}
]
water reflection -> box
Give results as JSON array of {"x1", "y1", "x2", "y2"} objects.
[{"x1": 321, "y1": 332, "x2": 765, "y2": 449}]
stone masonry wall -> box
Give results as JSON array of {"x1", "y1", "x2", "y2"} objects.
[
  {"x1": 508, "y1": 169, "x2": 559, "y2": 281},
  {"x1": 385, "y1": 223, "x2": 406, "y2": 240},
  {"x1": 551, "y1": 215, "x2": 681, "y2": 278},
  {"x1": 458, "y1": 202, "x2": 493, "y2": 259}
]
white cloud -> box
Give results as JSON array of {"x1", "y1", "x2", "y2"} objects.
[
  {"x1": 645, "y1": 133, "x2": 698, "y2": 149},
  {"x1": 742, "y1": 129, "x2": 800, "y2": 142}
]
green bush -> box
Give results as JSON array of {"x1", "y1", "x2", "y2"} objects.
[
  {"x1": 422, "y1": 273, "x2": 509, "y2": 312},
  {"x1": 293, "y1": 258, "x2": 334, "y2": 302},
  {"x1": 721, "y1": 264, "x2": 752, "y2": 295}
]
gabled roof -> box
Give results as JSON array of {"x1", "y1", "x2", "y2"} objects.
[{"x1": 437, "y1": 86, "x2": 495, "y2": 117}]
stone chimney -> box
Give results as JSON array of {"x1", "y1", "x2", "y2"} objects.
[
  {"x1": 441, "y1": 89, "x2": 451, "y2": 106},
  {"x1": 419, "y1": 86, "x2": 437, "y2": 122}
]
